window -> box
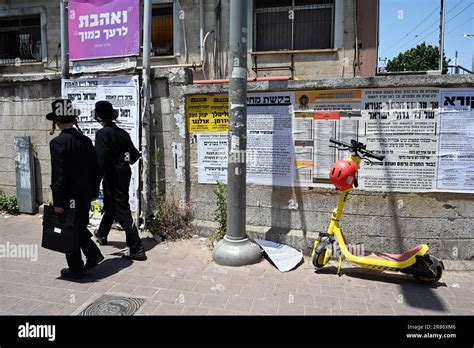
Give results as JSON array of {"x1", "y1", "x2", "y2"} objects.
[
  {"x1": 152, "y1": 3, "x2": 174, "y2": 56},
  {"x1": 0, "y1": 15, "x2": 42, "y2": 65},
  {"x1": 254, "y1": 0, "x2": 334, "y2": 51}
]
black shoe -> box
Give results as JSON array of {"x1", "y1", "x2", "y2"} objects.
[
  {"x1": 122, "y1": 247, "x2": 147, "y2": 261},
  {"x1": 84, "y1": 253, "x2": 105, "y2": 272},
  {"x1": 94, "y1": 230, "x2": 108, "y2": 246},
  {"x1": 60, "y1": 268, "x2": 85, "y2": 280}
]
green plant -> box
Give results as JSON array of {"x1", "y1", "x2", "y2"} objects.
[
  {"x1": 386, "y1": 43, "x2": 450, "y2": 74},
  {"x1": 209, "y1": 181, "x2": 227, "y2": 247},
  {"x1": 0, "y1": 193, "x2": 19, "y2": 215}
]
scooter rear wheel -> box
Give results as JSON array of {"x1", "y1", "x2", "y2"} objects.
[{"x1": 413, "y1": 265, "x2": 443, "y2": 284}]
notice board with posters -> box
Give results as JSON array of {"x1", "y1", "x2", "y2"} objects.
[
  {"x1": 62, "y1": 76, "x2": 140, "y2": 224},
  {"x1": 187, "y1": 88, "x2": 474, "y2": 193}
]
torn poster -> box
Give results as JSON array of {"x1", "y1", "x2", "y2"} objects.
[{"x1": 255, "y1": 239, "x2": 303, "y2": 272}]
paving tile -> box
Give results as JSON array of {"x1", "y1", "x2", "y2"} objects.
[
  {"x1": 169, "y1": 278, "x2": 198, "y2": 292},
  {"x1": 8, "y1": 298, "x2": 43, "y2": 315},
  {"x1": 265, "y1": 288, "x2": 290, "y2": 304},
  {"x1": 208, "y1": 309, "x2": 236, "y2": 316},
  {"x1": 296, "y1": 282, "x2": 322, "y2": 296},
  {"x1": 29, "y1": 302, "x2": 65, "y2": 315},
  {"x1": 132, "y1": 287, "x2": 159, "y2": 298},
  {"x1": 319, "y1": 285, "x2": 346, "y2": 297},
  {"x1": 364, "y1": 299, "x2": 395, "y2": 315},
  {"x1": 240, "y1": 285, "x2": 267, "y2": 300},
  {"x1": 250, "y1": 299, "x2": 278, "y2": 315},
  {"x1": 175, "y1": 291, "x2": 204, "y2": 306},
  {"x1": 331, "y1": 309, "x2": 359, "y2": 315},
  {"x1": 135, "y1": 300, "x2": 161, "y2": 315},
  {"x1": 277, "y1": 303, "x2": 305, "y2": 315},
  {"x1": 152, "y1": 289, "x2": 181, "y2": 304},
  {"x1": 0, "y1": 295, "x2": 21, "y2": 311},
  {"x1": 56, "y1": 305, "x2": 80, "y2": 315},
  {"x1": 181, "y1": 306, "x2": 210, "y2": 315},
  {"x1": 339, "y1": 297, "x2": 368, "y2": 313},
  {"x1": 251, "y1": 277, "x2": 275, "y2": 289},
  {"x1": 200, "y1": 294, "x2": 229, "y2": 309},
  {"x1": 149, "y1": 276, "x2": 174, "y2": 289},
  {"x1": 313, "y1": 295, "x2": 340, "y2": 310},
  {"x1": 153, "y1": 303, "x2": 184, "y2": 315},
  {"x1": 225, "y1": 297, "x2": 253, "y2": 312},
  {"x1": 304, "y1": 306, "x2": 331, "y2": 315},
  {"x1": 107, "y1": 283, "x2": 137, "y2": 295}
]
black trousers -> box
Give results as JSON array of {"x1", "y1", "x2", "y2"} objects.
[
  {"x1": 96, "y1": 176, "x2": 142, "y2": 252},
  {"x1": 66, "y1": 200, "x2": 102, "y2": 272}
]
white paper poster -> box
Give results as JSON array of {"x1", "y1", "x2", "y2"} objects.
[
  {"x1": 197, "y1": 133, "x2": 228, "y2": 184},
  {"x1": 247, "y1": 92, "x2": 295, "y2": 186},
  {"x1": 436, "y1": 89, "x2": 474, "y2": 192},
  {"x1": 359, "y1": 88, "x2": 439, "y2": 192},
  {"x1": 293, "y1": 90, "x2": 361, "y2": 186},
  {"x1": 62, "y1": 76, "x2": 140, "y2": 224},
  {"x1": 196, "y1": 92, "x2": 295, "y2": 185}
]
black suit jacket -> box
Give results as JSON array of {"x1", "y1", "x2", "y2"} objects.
[
  {"x1": 49, "y1": 127, "x2": 99, "y2": 209},
  {"x1": 95, "y1": 123, "x2": 140, "y2": 188}
]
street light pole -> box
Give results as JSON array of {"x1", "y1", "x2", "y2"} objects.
[
  {"x1": 60, "y1": 0, "x2": 69, "y2": 79},
  {"x1": 212, "y1": 0, "x2": 262, "y2": 266},
  {"x1": 464, "y1": 33, "x2": 474, "y2": 73}
]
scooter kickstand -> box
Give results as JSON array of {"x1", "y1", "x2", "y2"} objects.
[{"x1": 337, "y1": 255, "x2": 344, "y2": 276}]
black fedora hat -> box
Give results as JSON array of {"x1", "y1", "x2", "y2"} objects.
[
  {"x1": 93, "y1": 101, "x2": 119, "y2": 121},
  {"x1": 46, "y1": 99, "x2": 81, "y2": 121}
]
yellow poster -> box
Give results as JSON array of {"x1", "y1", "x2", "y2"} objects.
[{"x1": 186, "y1": 94, "x2": 229, "y2": 132}]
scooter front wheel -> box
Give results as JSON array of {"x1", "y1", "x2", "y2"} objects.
[{"x1": 311, "y1": 251, "x2": 327, "y2": 268}]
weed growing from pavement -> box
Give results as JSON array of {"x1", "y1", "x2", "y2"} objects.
[
  {"x1": 0, "y1": 192, "x2": 19, "y2": 215},
  {"x1": 209, "y1": 181, "x2": 226, "y2": 248}
]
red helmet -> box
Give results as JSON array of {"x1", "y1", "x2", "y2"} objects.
[{"x1": 329, "y1": 159, "x2": 358, "y2": 191}]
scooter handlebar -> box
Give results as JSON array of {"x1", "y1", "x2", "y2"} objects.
[{"x1": 329, "y1": 138, "x2": 385, "y2": 161}]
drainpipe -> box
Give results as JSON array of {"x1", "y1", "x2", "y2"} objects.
[
  {"x1": 141, "y1": 0, "x2": 152, "y2": 230},
  {"x1": 199, "y1": 0, "x2": 205, "y2": 64},
  {"x1": 60, "y1": 0, "x2": 69, "y2": 79}
]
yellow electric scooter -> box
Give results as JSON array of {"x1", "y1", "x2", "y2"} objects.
[{"x1": 311, "y1": 138, "x2": 444, "y2": 284}]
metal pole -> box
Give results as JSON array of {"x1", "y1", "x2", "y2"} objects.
[
  {"x1": 141, "y1": 0, "x2": 152, "y2": 230},
  {"x1": 60, "y1": 0, "x2": 69, "y2": 79},
  {"x1": 199, "y1": 0, "x2": 205, "y2": 63},
  {"x1": 212, "y1": 0, "x2": 262, "y2": 266},
  {"x1": 439, "y1": 0, "x2": 445, "y2": 72}
]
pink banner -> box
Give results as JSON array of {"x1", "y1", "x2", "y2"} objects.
[{"x1": 68, "y1": 0, "x2": 140, "y2": 60}]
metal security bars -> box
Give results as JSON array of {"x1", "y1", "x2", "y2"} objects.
[
  {"x1": 254, "y1": 0, "x2": 334, "y2": 52},
  {"x1": 0, "y1": 15, "x2": 42, "y2": 65}
]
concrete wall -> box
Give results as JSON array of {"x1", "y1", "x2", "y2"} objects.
[
  {"x1": 1, "y1": 70, "x2": 472, "y2": 262},
  {"x1": 159, "y1": 73, "x2": 474, "y2": 261},
  {"x1": 0, "y1": 74, "x2": 61, "y2": 204}
]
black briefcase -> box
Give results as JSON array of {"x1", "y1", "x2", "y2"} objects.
[{"x1": 42, "y1": 205, "x2": 78, "y2": 254}]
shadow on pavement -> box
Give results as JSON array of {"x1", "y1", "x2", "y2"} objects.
[
  {"x1": 315, "y1": 266, "x2": 449, "y2": 312},
  {"x1": 56, "y1": 257, "x2": 133, "y2": 284},
  {"x1": 104, "y1": 237, "x2": 159, "y2": 253}
]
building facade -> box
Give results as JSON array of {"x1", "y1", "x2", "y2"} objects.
[{"x1": 0, "y1": 0, "x2": 378, "y2": 79}]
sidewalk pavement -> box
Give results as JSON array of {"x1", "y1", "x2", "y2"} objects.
[{"x1": 0, "y1": 214, "x2": 472, "y2": 316}]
